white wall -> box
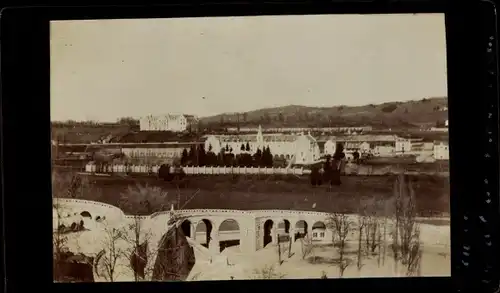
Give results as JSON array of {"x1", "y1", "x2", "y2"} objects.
[
  {"x1": 395, "y1": 139, "x2": 412, "y2": 154},
  {"x1": 311, "y1": 228, "x2": 333, "y2": 243},
  {"x1": 139, "y1": 114, "x2": 190, "y2": 132},
  {"x1": 373, "y1": 145, "x2": 395, "y2": 156},
  {"x1": 204, "y1": 135, "x2": 222, "y2": 154},
  {"x1": 122, "y1": 147, "x2": 183, "y2": 158},
  {"x1": 433, "y1": 143, "x2": 449, "y2": 160},
  {"x1": 323, "y1": 140, "x2": 336, "y2": 155},
  {"x1": 205, "y1": 134, "x2": 320, "y2": 164},
  {"x1": 294, "y1": 135, "x2": 321, "y2": 164}
]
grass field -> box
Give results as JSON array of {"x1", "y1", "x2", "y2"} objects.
[{"x1": 70, "y1": 173, "x2": 449, "y2": 216}]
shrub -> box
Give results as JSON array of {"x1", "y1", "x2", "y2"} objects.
[{"x1": 381, "y1": 104, "x2": 398, "y2": 113}]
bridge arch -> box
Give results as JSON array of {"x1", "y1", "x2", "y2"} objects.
[
  {"x1": 181, "y1": 219, "x2": 193, "y2": 238},
  {"x1": 80, "y1": 211, "x2": 92, "y2": 219},
  {"x1": 294, "y1": 220, "x2": 308, "y2": 241},
  {"x1": 277, "y1": 219, "x2": 291, "y2": 233},
  {"x1": 263, "y1": 219, "x2": 274, "y2": 247},
  {"x1": 195, "y1": 219, "x2": 213, "y2": 248},
  {"x1": 277, "y1": 219, "x2": 291, "y2": 243},
  {"x1": 218, "y1": 219, "x2": 240, "y2": 252}
]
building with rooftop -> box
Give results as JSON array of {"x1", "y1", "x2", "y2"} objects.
[
  {"x1": 323, "y1": 135, "x2": 412, "y2": 156},
  {"x1": 139, "y1": 114, "x2": 199, "y2": 132},
  {"x1": 433, "y1": 141, "x2": 449, "y2": 160},
  {"x1": 203, "y1": 125, "x2": 321, "y2": 164}
]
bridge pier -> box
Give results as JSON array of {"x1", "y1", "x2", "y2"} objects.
[
  {"x1": 240, "y1": 228, "x2": 248, "y2": 253},
  {"x1": 242, "y1": 218, "x2": 257, "y2": 254},
  {"x1": 271, "y1": 225, "x2": 279, "y2": 245},
  {"x1": 190, "y1": 224, "x2": 195, "y2": 241},
  {"x1": 209, "y1": 230, "x2": 220, "y2": 254},
  {"x1": 209, "y1": 240, "x2": 220, "y2": 254}
]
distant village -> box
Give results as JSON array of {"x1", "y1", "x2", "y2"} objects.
[{"x1": 52, "y1": 111, "x2": 449, "y2": 171}]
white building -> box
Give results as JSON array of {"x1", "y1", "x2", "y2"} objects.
[
  {"x1": 311, "y1": 222, "x2": 332, "y2": 243},
  {"x1": 323, "y1": 135, "x2": 411, "y2": 156},
  {"x1": 121, "y1": 146, "x2": 184, "y2": 159},
  {"x1": 395, "y1": 137, "x2": 412, "y2": 154},
  {"x1": 139, "y1": 114, "x2": 198, "y2": 132},
  {"x1": 204, "y1": 125, "x2": 321, "y2": 164},
  {"x1": 324, "y1": 140, "x2": 370, "y2": 155},
  {"x1": 433, "y1": 142, "x2": 449, "y2": 160}
]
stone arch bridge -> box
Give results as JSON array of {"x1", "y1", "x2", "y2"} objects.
[{"x1": 54, "y1": 199, "x2": 335, "y2": 254}]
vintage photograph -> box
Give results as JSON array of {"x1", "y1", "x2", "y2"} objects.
[{"x1": 51, "y1": 14, "x2": 449, "y2": 282}]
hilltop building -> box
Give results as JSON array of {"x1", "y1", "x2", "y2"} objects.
[
  {"x1": 204, "y1": 125, "x2": 321, "y2": 164},
  {"x1": 139, "y1": 114, "x2": 199, "y2": 132}
]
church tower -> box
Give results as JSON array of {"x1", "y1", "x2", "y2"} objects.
[{"x1": 256, "y1": 125, "x2": 264, "y2": 149}]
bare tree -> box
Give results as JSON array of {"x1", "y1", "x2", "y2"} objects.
[
  {"x1": 391, "y1": 175, "x2": 422, "y2": 276},
  {"x1": 277, "y1": 236, "x2": 282, "y2": 265},
  {"x1": 120, "y1": 216, "x2": 153, "y2": 281},
  {"x1": 53, "y1": 198, "x2": 69, "y2": 281},
  {"x1": 406, "y1": 245, "x2": 423, "y2": 276},
  {"x1": 118, "y1": 184, "x2": 177, "y2": 281},
  {"x1": 377, "y1": 226, "x2": 383, "y2": 267},
  {"x1": 356, "y1": 213, "x2": 367, "y2": 271},
  {"x1": 276, "y1": 236, "x2": 291, "y2": 264},
  {"x1": 365, "y1": 215, "x2": 379, "y2": 255},
  {"x1": 95, "y1": 225, "x2": 126, "y2": 282},
  {"x1": 300, "y1": 235, "x2": 314, "y2": 260},
  {"x1": 328, "y1": 212, "x2": 353, "y2": 277},
  {"x1": 362, "y1": 198, "x2": 384, "y2": 255},
  {"x1": 382, "y1": 204, "x2": 389, "y2": 266}
]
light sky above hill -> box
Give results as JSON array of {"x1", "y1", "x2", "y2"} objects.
[{"x1": 50, "y1": 13, "x2": 447, "y2": 122}]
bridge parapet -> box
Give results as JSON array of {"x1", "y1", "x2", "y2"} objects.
[
  {"x1": 151, "y1": 209, "x2": 255, "y2": 219},
  {"x1": 55, "y1": 198, "x2": 124, "y2": 212},
  {"x1": 124, "y1": 215, "x2": 150, "y2": 220},
  {"x1": 252, "y1": 209, "x2": 332, "y2": 218},
  {"x1": 54, "y1": 199, "x2": 335, "y2": 227},
  {"x1": 54, "y1": 198, "x2": 126, "y2": 223}
]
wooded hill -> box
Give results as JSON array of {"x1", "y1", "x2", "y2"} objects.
[{"x1": 200, "y1": 97, "x2": 448, "y2": 130}]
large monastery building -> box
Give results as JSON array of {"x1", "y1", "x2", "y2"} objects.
[{"x1": 204, "y1": 126, "x2": 321, "y2": 165}]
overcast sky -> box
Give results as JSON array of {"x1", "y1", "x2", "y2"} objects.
[{"x1": 50, "y1": 13, "x2": 447, "y2": 122}]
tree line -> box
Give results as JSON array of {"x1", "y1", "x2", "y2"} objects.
[
  {"x1": 180, "y1": 142, "x2": 274, "y2": 167},
  {"x1": 310, "y1": 142, "x2": 346, "y2": 186}
]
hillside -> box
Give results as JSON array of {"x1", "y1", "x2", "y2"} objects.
[{"x1": 200, "y1": 97, "x2": 448, "y2": 130}]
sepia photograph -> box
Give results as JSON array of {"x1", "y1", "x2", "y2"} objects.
[{"x1": 51, "y1": 13, "x2": 449, "y2": 282}]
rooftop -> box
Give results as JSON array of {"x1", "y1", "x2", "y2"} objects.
[
  {"x1": 321, "y1": 135, "x2": 400, "y2": 142},
  {"x1": 111, "y1": 131, "x2": 202, "y2": 143},
  {"x1": 208, "y1": 134, "x2": 299, "y2": 143}
]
